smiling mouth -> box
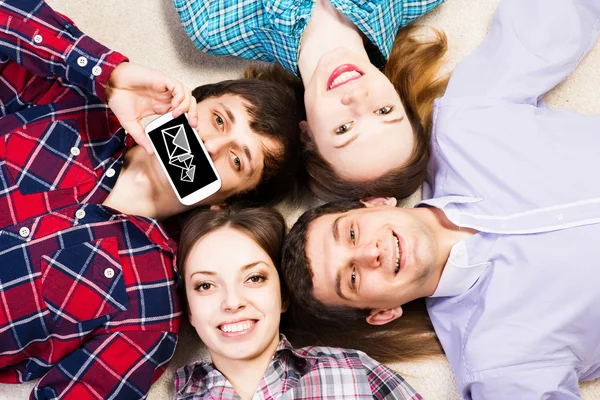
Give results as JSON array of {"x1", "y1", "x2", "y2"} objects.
[
  {"x1": 393, "y1": 233, "x2": 401, "y2": 275},
  {"x1": 218, "y1": 320, "x2": 257, "y2": 336},
  {"x1": 327, "y1": 64, "x2": 364, "y2": 91}
]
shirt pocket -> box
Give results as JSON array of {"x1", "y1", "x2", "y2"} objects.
[
  {"x1": 3, "y1": 118, "x2": 97, "y2": 195},
  {"x1": 40, "y1": 236, "x2": 129, "y2": 327}
]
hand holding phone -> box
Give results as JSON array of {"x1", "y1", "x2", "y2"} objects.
[{"x1": 145, "y1": 112, "x2": 221, "y2": 205}]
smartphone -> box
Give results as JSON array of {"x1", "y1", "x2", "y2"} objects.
[{"x1": 145, "y1": 112, "x2": 221, "y2": 205}]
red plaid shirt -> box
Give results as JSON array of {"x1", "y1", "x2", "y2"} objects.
[
  {"x1": 175, "y1": 336, "x2": 423, "y2": 400},
  {"x1": 0, "y1": 1, "x2": 181, "y2": 399}
]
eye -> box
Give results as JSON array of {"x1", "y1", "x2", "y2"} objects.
[
  {"x1": 336, "y1": 122, "x2": 354, "y2": 135},
  {"x1": 231, "y1": 153, "x2": 241, "y2": 171},
  {"x1": 247, "y1": 275, "x2": 265, "y2": 284},
  {"x1": 351, "y1": 267, "x2": 357, "y2": 288},
  {"x1": 214, "y1": 113, "x2": 224, "y2": 129},
  {"x1": 374, "y1": 106, "x2": 394, "y2": 115},
  {"x1": 195, "y1": 282, "x2": 214, "y2": 292},
  {"x1": 349, "y1": 227, "x2": 356, "y2": 245}
]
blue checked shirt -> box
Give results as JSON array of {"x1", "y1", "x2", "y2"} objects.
[{"x1": 172, "y1": 0, "x2": 444, "y2": 74}]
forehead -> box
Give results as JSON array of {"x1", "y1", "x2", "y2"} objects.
[{"x1": 186, "y1": 227, "x2": 273, "y2": 276}]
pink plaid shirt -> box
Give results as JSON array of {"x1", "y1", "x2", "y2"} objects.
[{"x1": 175, "y1": 336, "x2": 422, "y2": 400}]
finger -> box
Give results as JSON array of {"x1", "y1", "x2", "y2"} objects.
[
  {"x1": 188, "y1": 94, "x2": 198, "y2": 128},
  {"x1": 123, "y1": 121, "x2": 154, "y2": 156},
  {"x1": 169, "y1": 81, "x2": 187, "y2": 117},
  {"x1": 173, "y1": 88, "x2": 192, "y2": 119}
]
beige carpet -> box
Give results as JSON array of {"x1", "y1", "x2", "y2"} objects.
[{"x1": 2, "y1": 0, "x2": 600, "y2": 399}]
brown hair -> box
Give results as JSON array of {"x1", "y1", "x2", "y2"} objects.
[
  {"x1": 280, "y1": 200, "x2": 443, "y2": 363},
  {"x1": 177, "y1": 206, "x2": 287, "y2": 309},
  {"x1": 304, "y1": 25, "x2": 449, "y2": 201},
  {"x1": 192, "y1": 64, "x2": 302, "y2": 205}
]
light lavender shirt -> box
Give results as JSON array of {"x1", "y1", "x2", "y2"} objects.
[{"x1": 419, "y1": 0, "x2": 600, "y2": 398}]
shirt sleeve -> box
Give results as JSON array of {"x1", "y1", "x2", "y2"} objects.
[
  {"x1": 465, "y1": 366, "x2": 581, "y2": 400},
  {"x1": 358, "y1": 352, "x2": 423, "y2": 400},
  {"x1": 444, "y1": 0, "x2": 600, "y2": 105},
  {"x1": 30, "y1": 330, "x2": 177, "y2": 400},
  {"x1": 0, "y1": 0, "x2": 128, "y2": 104}
]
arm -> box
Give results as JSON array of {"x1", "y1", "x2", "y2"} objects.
[
  {"x1": 0, "y1": 0, "x2": 197, "y2": 153},
  {"x1": 31, "y1": 330, "x2": 177, "y2": 400},
  {"x1": 445, "y1": 0, "x2": 600, "y2": 104},
  {"x1": 465, "y1": 366, "x2": 581, "y2": 400},
  {"x1": 358, "y1": 352, "x2": 422, "y2": 400}
]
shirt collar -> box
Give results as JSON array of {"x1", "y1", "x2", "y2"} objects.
[{"x1": 430, "y1": 240, "x2": 490, "y2": 297}]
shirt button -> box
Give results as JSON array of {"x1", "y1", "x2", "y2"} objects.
[
  {"x1": 77, "y1": 56, "x2": 88, "y2": 67},
  {"x1": 104, "y1": 268, "x2": 115, "y2": 279},
  {"x1": 19, "y1": 227, "x2": 30, "y2": 238},
  {"x1": 106, "y1": 168, "x2": 116, "y2": 178},
  {"x1": 75, "y1": 209, "x2": 86, "y2": 219},
  {"x1": 92, "y1": 66, "x2": 102, "y2": 76},
  {"x1": 33, "y1": 34, "x2": 43, "y2": 44},
  {"x1": 70, "y1": 147, "x2": 80, "y2": 156},
  {"x1": 554, "y1": 213, "x2": 564, "y2": 221}
]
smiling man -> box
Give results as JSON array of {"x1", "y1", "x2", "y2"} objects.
[
  {"x1": 0, "y1": 0, "x2": 299, "y2": 398},
  {"x1": 281, "y1": 0, "x2": 600, "y2": 398}
]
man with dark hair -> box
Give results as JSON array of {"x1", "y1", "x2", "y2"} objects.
[
  {"x1": 281, "y1": 0, "x2": 600, "y2": 398},
  {"x1": 0, "y1": 0, "x2": 300, "y2": 398}
]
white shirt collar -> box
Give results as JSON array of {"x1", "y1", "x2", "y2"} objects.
[{"x1": 430, "y1": 240, "x2": 490, "y2": 297}]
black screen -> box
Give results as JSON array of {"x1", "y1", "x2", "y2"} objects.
[{"x1": 147, "y1": 114, "x2": 218, "y2": 199}]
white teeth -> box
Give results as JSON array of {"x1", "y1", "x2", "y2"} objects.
[
  {"x1": 220, "y1": 320, "x2": 254, "y2": 333},
  {"x1": 395, "y1": 236, "x2": 400, "y2": 273},
  {"x1": 329, "y1": 70, "x2": 361, "y2": 89}
]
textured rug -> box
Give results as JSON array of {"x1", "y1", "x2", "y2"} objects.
[{"x1": 1, "y1": 0, "x2": 599, "y2": 399}]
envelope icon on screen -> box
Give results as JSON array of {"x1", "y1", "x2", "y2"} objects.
[{"x1": 161, "y1": 124, "x2": 197, "y2": 183}]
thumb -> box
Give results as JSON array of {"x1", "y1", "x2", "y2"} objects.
[{"x1": 122, "y1": 121, "x2": 154, "y2": 156}]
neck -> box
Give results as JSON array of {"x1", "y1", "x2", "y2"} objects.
[
  {"x1": 102, "y1": 146, "x2": 188, "y2": 220},
  {"x1": 212, "y1": 333, "x2": 281, "y2": 400},
  {"x1": 418, "y1": 207, "x2": 478, "y2": 294},
  {"x1": 297, "y1": 0, "x2": 368, "y2": 84}
]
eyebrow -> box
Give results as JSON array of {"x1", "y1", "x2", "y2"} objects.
[
  {"x1": 335, "y1": 269, "x2": 350, "y2": 301},
  {"x1": 384, "y1": 117, "x2": 404, "y2": 125},
  {"x1": 332, "y1": 215, "x2": 343, "y2": 243},
  {"x1": 221, "y1": 103, "x2": 236, "y2": 124},
  {"x1": 189, "y1": 261, "x2": 263, "y2": 279}
]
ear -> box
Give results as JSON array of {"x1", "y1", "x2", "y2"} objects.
[
  {"x1": 299, "y1": 120, "x2": 310, "y2": 144},
  {"x1": 365, "y1": 306, "x2": 403, "y2": 326},
  {"x1": 360, "y1": 197, "x2": 398, "y2": 208},
  {"x1": 187, "y1": 309, "x2": 195, "y2": 327},
  {"x1": 281, "y1": 299, "x2": 290, "y2": 313},
  {"x1": 210, "y1": 204, "x2": 224, "y2": 211}
]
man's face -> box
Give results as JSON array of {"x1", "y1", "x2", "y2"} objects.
[
  {"x1": 193, "y1": 94, "x2": 281, "y2": 204},
  {"x1": 305, "y1": 203, "x2": 440, "y2": 314}
]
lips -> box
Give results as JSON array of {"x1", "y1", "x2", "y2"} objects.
[
  {"x1": 392, "y1": 231, "x2": 406, "y2": 276},
  {"x1": 217, "y1": 319, "x2": 258, "y2": 337},
  {"x1": 326, "y1": 64, "x2": 364, "y2": 91}
]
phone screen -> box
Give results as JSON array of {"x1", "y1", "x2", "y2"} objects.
[{"x1": 147, "y1": 114, "x2": 218, "y2": 199}]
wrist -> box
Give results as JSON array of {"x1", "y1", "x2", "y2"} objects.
[{"x1": 105, "y1": 61, "x2": 129, "y2": 102}]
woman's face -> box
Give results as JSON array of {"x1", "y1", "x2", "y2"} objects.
[
  {"x1": 185, "y1": 227, "x2": 284, "y2": 364},
  {"x1": 303, "y1": 48, "x2": 415, "y2": 182}
]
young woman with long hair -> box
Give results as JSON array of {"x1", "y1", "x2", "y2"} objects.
[{"x1": 172, "y1": 0, "x2": 448, "y2": 201}]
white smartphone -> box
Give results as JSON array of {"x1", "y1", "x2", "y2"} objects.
[{"x1": 145, "y1": 112, "x2": 221, "y2": 206}]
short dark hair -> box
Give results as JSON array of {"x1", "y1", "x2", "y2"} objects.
[
  {"x1": 280, "y1": 200, "x2": 366, "y2": 319},
  {"x1": 178, "y1": 206, "x2": 287, "y2": 310},
  {"x1": 192, "y1": 65, "x2": 302, "y2": 205}
]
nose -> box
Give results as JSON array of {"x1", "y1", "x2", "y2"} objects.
[
  {"x1": 221, "y1": 287, "x2": 247, "y2": 313},
  {"x1": 202, "y1": 134, "x2": 233, "y2": 158},
  {"x1": 355, "y1": 240, "x2": 381, "y2": 269},
  {"x1": 341, "y1": 85, "x2": 369, "y2": 108}
]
